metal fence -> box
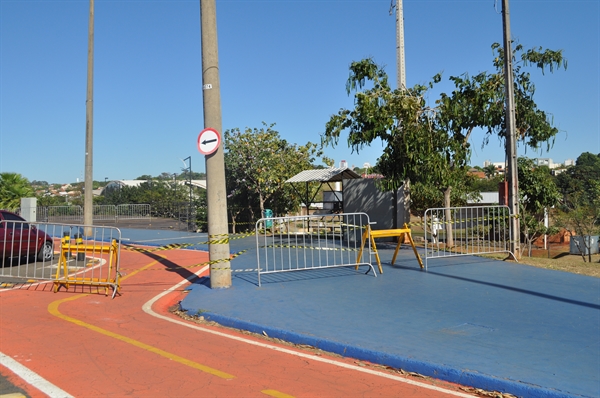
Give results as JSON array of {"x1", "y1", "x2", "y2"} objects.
[
  {"x1": 1, "y1": 220, "x2": 121, "y2": 297},
  {"x1": 37, "y1": 204, "x2": 151, "y2": 223},
  {"x1": 255, "y1": 212, "x2": 375, "y2": 286},
  {"x1": 423, "y1": 205, "x2": 514, "y2": 269},
  {"x1": 94, "y1": 205, "x2": 118, "y2": 220},
  {"x1": 39, "y1": 205, "x2": 84, "y2": 223},
  {"x1": 117, "y1": 204, "x2": 151, "y2": 220}
]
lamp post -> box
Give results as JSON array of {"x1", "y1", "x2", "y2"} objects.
[{"x1": 179, "y1": 156, "x2": 192, "y2": 230}]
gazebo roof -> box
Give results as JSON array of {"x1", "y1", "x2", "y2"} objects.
[{"x1": 285, "y1": 167, "x2": 361, "y2": 183}]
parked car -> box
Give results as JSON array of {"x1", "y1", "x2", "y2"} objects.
[{"x1": 0, "y1": 210, "x2": 54, "y2": 262}]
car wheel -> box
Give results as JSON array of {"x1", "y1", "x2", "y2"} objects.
[{"x1": 37, "y1": 241, "x2": 54, "y2": 261}]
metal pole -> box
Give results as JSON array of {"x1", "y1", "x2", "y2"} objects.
[
  {"x1": 83, "y1": 0, "x2": 94, "y2": 234},
  {"x1": 200, "y1": 0, "x2": 231, "y2": 288},
  {"x1": 502, "y1": 0, "x2": 520, "y2": 259},
  {"x1": 187, "y1": 156, "x2": 192, "y2": 230}
]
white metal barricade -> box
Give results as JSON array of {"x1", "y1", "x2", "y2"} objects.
[
  {"x1": 38, "y1": 204, "x2": 151, "y2": 223},
  {"x1": 117, "y1": 204, "x2": 151, "y2": 220},
  {"x1": 94, "y1": 205, "x2": 118, "y2": 221},
  {"x1": 255, "y1": 212, "x2": 374, "y2": 286},
  {"x1": 423, "y1": 205, "x2": 514, "y2": 269},
  {"x1": 1, "y1": 220, "x2": 121, "y2": 297},
  {"x1": 45, "y1": 205, "x2": 83, "y2": 223}
]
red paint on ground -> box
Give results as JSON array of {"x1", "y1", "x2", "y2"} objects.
[{"x1": 0, "y1": 248, "x2": 473, "y2": 397}]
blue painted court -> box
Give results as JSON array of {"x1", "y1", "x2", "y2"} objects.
[{"x1": 120, "y1": 228, "x2": 600, "y2": 398}]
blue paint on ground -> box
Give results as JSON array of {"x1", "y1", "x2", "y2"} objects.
[{"x1": 121, "y1": 230, "x2": 599, "y2": 398}]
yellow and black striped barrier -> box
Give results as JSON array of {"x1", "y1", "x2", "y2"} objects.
[
  {"x1": 119, "y1": 249, "x2": 251, "y2": 272},
  {"x1": 259, "y1": 244, "x2": 358, "y2": 252},
  {"x1": 406, "y1": 215, "x2": 511, "y2": 228}
]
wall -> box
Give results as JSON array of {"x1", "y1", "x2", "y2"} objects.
[{"x1": 343, "y1": 179, "x2": 408, "y2": 230}]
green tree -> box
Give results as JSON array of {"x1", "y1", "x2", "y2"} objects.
[
  {"x1": 468, "y1": 174, "x2": 504, "y2": 193},
  {"x1": 224, "y1": 123, "x2": 322, "y2": 230},
  {"x1": 323, "y1": 44, "x2": 565, "y2": 247},
  {"x1": 556, "y1": 152, "x2": 600, "y2": 200},
  {"x1": 483, "y1": 164, "x2": 497, "y2": 179},
  {"x1": 0, "y1": 172, "x2": 35, "y2": 211},
  {"x1": 322, "y1": 59, "x2": 476, "y2": 246},
  {"x1": 517, "y1": 158, "x2": 560, "y2": 257},
  {"x1": 554, "y1": 152, "x2": 600, "y2": 262}
]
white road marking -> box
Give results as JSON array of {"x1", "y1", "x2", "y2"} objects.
[
  {"x1": 142, "y1": 266, "x2": 474, "y2": 397},
  {"x1": 0, "y1": 352, "x2": 74, "y2": 398}
]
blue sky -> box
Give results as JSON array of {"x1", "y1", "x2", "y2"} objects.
[{"x1": 1, "y1": 0, "x2": 598, "y2": 184}]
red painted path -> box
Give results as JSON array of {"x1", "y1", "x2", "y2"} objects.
[{"x1": 0, "y1": 248, "x2": 474, "y2": 397}]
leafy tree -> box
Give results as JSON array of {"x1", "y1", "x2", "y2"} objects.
[
  {"x1": 556, "y1": 152, "x2": 600, "y2": 200},
  {"x1": 554, "y1": 152, "x2": 600, "y2": 262},
  {"x1": 441, "y1": 43, "x2": 566, "y2": 153},
  {"x1": 0, "y1": 172, "x2": 35, "y2": 211},
  {"x1": 31, "y1": 180, "x2": 49, "y2": 187},
  {"x1": 468, "y1": 174, "x2": 504, "y2": 193},
  {"x1": 483, "y1": 164, "x2": 497, "y2": 179},
  {"x1": 323, "y1": 43, "x2": 566, "y2": 249},
  {"x1": 224, "y1": 123, "x2": 323, "y2": 231},
  {"x1": 37, "y1": 193, "x2": 68, "y2": 207},
  {"x1": 517, "y1": 158, "x2": 560, "y2": 256},
  {"x1": 322, "y1": 59, "x2": 478, "y2": 246}
]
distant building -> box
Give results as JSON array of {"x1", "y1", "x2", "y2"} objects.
[
  {"x1": 485, "y1": 158, "x2": 574, "y2": 171},
  {"x1": 535, "y1": 158, "x2": 556, "y2": 168},
  {"x1": 483, "y1": 160, "x2": 505, "y2": 174},
  {"x1": 468, "y1": 192, "x2": 500, "y2": 205},
  {"x1": 103, "y1": 179, "x2": 206, "y2": 195},
  {"x1": 468, "y1": 169, "x2": 486, "y2": 179}
]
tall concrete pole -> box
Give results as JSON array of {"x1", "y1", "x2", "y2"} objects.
[
  {"x1": 83, "y1": 0, "x2": 94, "y2": 233},
  {"x1": 395, "y1": 0, "x2": 406, "y2": 89},
  {"x1": 502, "y1": 0, "x2": 520, "y2": 259},
  {"x1": 393, "y1": 0, "x2": 410, "y2": 228},
  {"x1": 200, "y1": 0, "x2": 231, "y2": 288}
]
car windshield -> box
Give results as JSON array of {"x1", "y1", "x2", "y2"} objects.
[{"x1": 0, "y1": 212, "x2": 29, "y2": 230}]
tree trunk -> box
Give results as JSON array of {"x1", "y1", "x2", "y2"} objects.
[{"x1": 444, "y1": 187, "x2": 454, "y2": 248}]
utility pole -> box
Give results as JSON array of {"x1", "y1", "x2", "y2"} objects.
[
  {"x1": 200, "y1": 0, "x2": 231, "y2": 288},
  {"x1": 391, "y1": 0, "x2": 410, "y2": 228},
  {"x1": 393, "y1": 0, "x2": 406, "y2": 88},
  {"x1": 501, "y1": 0, "x2": 520, "y2": 259},
  {"x1": 83, "y1": 0, "x2": 94, "y2": 234}
]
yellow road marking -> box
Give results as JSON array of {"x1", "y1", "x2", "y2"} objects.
[
  {"x1": 261, "y1": 390, "x2": 295, "y2": 398},
  {"x1": 48, "y1": 258, "x2": 234, "y2": 380}
]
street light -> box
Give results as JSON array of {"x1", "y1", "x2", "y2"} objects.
[{"x1": 178, "y1": 157, "x2": 192, "y2": 230}]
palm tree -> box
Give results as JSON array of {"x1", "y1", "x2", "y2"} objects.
[
  {"x1": 483, "y1": 164, "x2": 497, "y2": 179},
  {"x1": 0, "y1": 172, "x2": 34, "y2": 211}
]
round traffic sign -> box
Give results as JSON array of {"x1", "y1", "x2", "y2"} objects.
[{"x1": 197, "y1": 128, "x2": 221, "y2": 155}]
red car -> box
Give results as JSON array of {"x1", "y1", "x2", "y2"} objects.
[{"x1": 0, "y1": 210, "x2": 54, "y2": 262}]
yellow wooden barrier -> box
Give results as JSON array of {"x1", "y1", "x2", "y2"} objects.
[
  {"x1": 356, "y1": 223, "x2": 423, "y2": 274},
  {"x1": 54, "y1": 236, "x2": 120, "y2": 297}
]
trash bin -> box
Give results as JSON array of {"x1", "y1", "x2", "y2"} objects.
[
  {"x1": 570, "y1": 235, "x2": 599, "y2": 255},
  {"x1": 263, "y1": 209, "x2": 273, "y2": 228}
]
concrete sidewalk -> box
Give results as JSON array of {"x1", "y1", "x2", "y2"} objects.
[{"x1": 176, "y1": 236, "x2": 599, "y2": 398}]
